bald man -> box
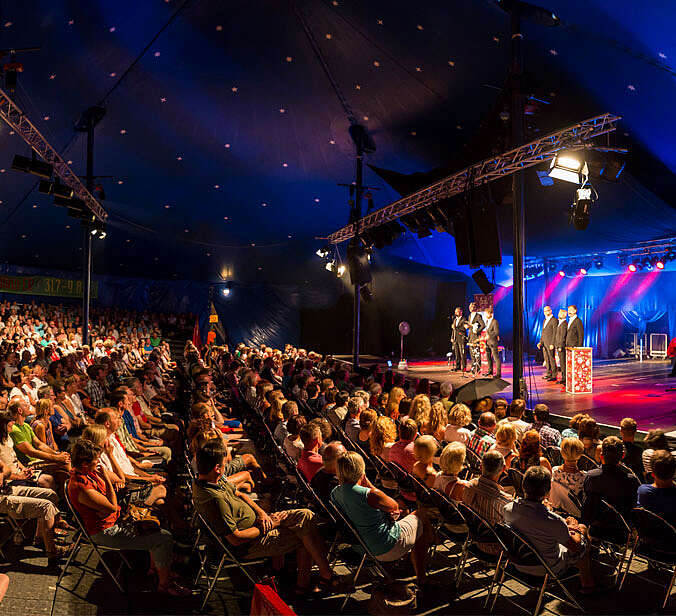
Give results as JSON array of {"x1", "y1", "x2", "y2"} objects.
[
  {"x1": 310, "y1": 441, "x2": 347, "y2": 502},
  {"x1": 537, "y1": 306, "x2": 558, "y2": 381}
]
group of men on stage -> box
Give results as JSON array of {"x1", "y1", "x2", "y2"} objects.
[
  {"x1": 537, "y1": 304, "x2": 584, "y2": 390},
  {"x1": 450, "y1": 302, "x2": 501, "y2": 378}
]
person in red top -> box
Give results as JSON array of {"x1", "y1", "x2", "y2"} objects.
[
  {"x1": 297, "y1": 422, "x2": 323, "y2": 482},
  {"x1": 67, "y1": 439, "x2": 188, "y2": 596},
  {"x1": 389, "y1": 418, "x2": 418, "y2": 473},
  {"x1": 668, "y1": 337, "x2": 676, "y2": 377}
]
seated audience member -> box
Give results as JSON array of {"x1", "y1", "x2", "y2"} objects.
[
  {"x1": 284, "y1": 415, "x2": 306, "y2": 462},
  {"x1": 434, "y1": 442, "x2": 469, "y2": 501},
  {"x1": 467, "y1": 412, "x2": 497, "y2": 457},
  {"x1": 194, "y1": 440, "x2": 341, "y2": 594},
  {"x1": 493, "y1": 398, "x2": 509, "y2": 422},
  {"x1": 578, "y1": 417, "x2": 602, "y2": 463},
  {"x1": 439, "y1": 382, "x2": 453, "y2": 413},
  {"x1": 327, "y1": 390, "x2": 350, "y2": 428},
  {"x1": 273, "y1": 400, "x2": 298, "y2": 444},
  {"x1": 344, "y1": 397, "x2": 364, "y2": 443},
  {"x1": 297, "y1": 421, "x2": 324, "y2": 482},
  {"x1": 637, "y1": 449, "x2": 676, "y2": 524},
  {"x1": 357, "y1": 409, "x2": 376, "y2": 454},
  {"x1": 462, "y1": 450, "x2": 512, "y2": 554},
  {"x1": 423, "y1": 401, "x2": 447, "y2": 442},
  {"x1": 390, "y1": 418, "x2": 418, "y2": 473},
  {"x1": 384, "y1": 386, "x2": 406, "y2": 421},
  {"x1": 620, "y1": 417, "x2": 645, "y2": 482},
  {"x1": 310, "y1": 441, "x2": 346, "y2": 502},
  {"x1": 498, "y1": 399, "x2": 530, "y2": 443},
  {"x1": 53, "y1": 382, "x2": 86, "y2": 432},
  {"x1": 527, "y1": 404, "x2": 562, "y2": 448},
  {"x1": 582, "y1": 436, "x2": 641, "y2": 526},
  {"x1": 376, "y1": 391, "x2": 389, "y2": 415},
  {"x1": 642, "y1": 429, "x2": 673, "y2": 479},
  {"x1": 8, "y1": 399, "x2": 70, "y2": 479},
  {"x1": 407, "y1": 395, "x2": 431, "y2": 431},
  {"x1": 444, "y1": 403, "x2": 472, "y2": 445},
  {"x1": 561, "y1": 413, "x2": 590, "y2": 439},
  {"x1": 68, "y1": 439, "x2": 187, "y2": 595},
  {"x1": 490, "y1": 423, "x2": 518, "y2": 469},
  {"x1": 503, "y1": 466, "x2": 595, "y2": 591},
  {"x1": 513, "y1": 430, "x2": 551, "y2": 473},
  {"x1": 412, "y1": 435, "x2": 440, "y2": 488},
  {"x1": 31, "y1": 399, "x2": 62, "y2": 451},
  {"x1": 310, "y1": 417, "x2": 333, "y2": 454},
  {"x1": 331, "y1": 451, "x2": 431, "y2": 586},
  {"x1": 550, "y1": 437, "x2": 586, "y2": 516},
  {"x1": 370, "y1": 416, "x2": 397, "y2": 462}
]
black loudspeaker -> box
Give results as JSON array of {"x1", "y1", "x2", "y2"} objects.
[
  {"x1": 453, "y1": 190, "x2": 502, "y2": 267},
  {"x1": 347, "y1": 243, "x2": 372, "y2": 286},
  {"x1": 472, "y1": 270, "x2": 495, "y2": 295}
]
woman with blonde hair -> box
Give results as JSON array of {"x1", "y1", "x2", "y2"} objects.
[
  {"x1": 550, "y1": 437, "x2": 586, "y2": 515},
  {"x1": 412, "y1": 435, "x2": 440, "y2": 487},
  {"x1": 434, "y1": 442, "x2": 470, "y2": 501},
  {"x1": 407, "y1": 394, "x2": 431, "y2": 430},
  {"x1": 423, "y1": 401, "x2": 447, "y2": 442},
  {"x1": 491, "y1": 423, "x2": 518, "y2": 468},
  {"x1": 370, "y1": 416, "x2": 397, "y2": 461},
  {"x1": 81, "y1": 424, "x2": 127, "y2": 490},
  {"x1": 443, "y1": 403, "x2": 472, "y2": 444},
  {"x1": 385, "y1": 387, "x2": 405, "y2": 421},
  {"x1": 31, "y1": 399, "x2": 58, "y2": 450}
]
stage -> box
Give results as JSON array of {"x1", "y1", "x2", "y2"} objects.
[{"x1": 335, "y1": 355, "x2": 676, "y2": 434}]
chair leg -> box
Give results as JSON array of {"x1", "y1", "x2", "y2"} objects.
[
  {"x1": 533, "y1": 574, "x2": 549, "y2": 616},
  {"x1": 484, "y1": 552, "x2": 503, "y2": 608},
  {"x1": 455, "y1": 541, "x2": 470, "y2": 589},
  {"x1": 663, "y1": 567, "x2": 676, "y2": 610},
  {"x1": 200, "y1": 554, "x2": 226, "y2": 612},
  {"x1": 91, "y1": 545, "x2": 125, "y2": 594},
  {"x1": 340, "y1": 553, "x2": 366, "y2": 612},
  {"x1": 490, "y1": 560, "x2": 508, "y2": 611},
  {"x1": 55, "y1": 533, "x2": 82, "y2": 589},
  {"x1": 619, "y1": 537, "x2": 637, "y2": 591},
  {"x1": 613, "y1": 542, "x2": 630, "y2": 587}
]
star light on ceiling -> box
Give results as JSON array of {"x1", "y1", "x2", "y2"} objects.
[
  {"x1": 282, "y1": 162, "x2": 288, "y2": 167},
  {"x1": 285, "y1": 56, "x2": 293, "y2": 62},
  {"x1": 448, "y1": 60, "x2": 455, "y2": 67},
  {"x1": 109, "y1": 27, "x2": 116, "y2": 32},
  {"x1": 67, "y1": 160, "x2": 73, "y2": 164},
  {"x1": 120, "y1": 129, "x2": 126, "y2": 134},
  {"x1": 373, "y1": 61, "x2": 380, "y2": 67},
  {"x1": 4, "y1": 21, "x2": 12, "y2": 28},
  {"x1": 492, "y1": 36, "x2": 500, "y2": 42},
  {"x1": 416, "y1": 24, "x2": 424, "y2": 30},
  {"x1": 109, "y1": 72, "x2": 117, "y2": 77},
  {"x1": 117, "y1": 180, "x2": 123, "y2": 184},
  {"x1": 279, "y1": 108, "x2": 286, "y2": 113},
  {"x1": 214, "y1": 184, "x2": 220, "y2": 189},
  {"x1": 216, "y1": 25, "x2": 223, "y2": 31},
  {"x1": 362, "y1": 115, "x2": 369, "y2": 121},
  {"x1": 314, "y1": 198, "x2": 320, "y2": 203},
  {"x1": 231, "y1": 86, "x2": 238, "y2": 93},
  {"x1": 549, "y1": 49, "x2": 558, "y2": 55},
  {"x1": 627, "y1": 84, "x2": 636, "y2": 91},
  {"x1": 415, "y1": 66, "x2": 422, "y2": 72},
  {"x1": 377, "y1": 19, "x2": 383, "y2": 25},
  {"x1": 410, "y1": 131, "x2": 417, "y2": 136},
  {"x1": 224, "y1": 143, "x2": 231, "y2": 148},
  {"x1": 329, "y1": 139, "x2": 335, "y2": 144},
  {"x1": 354, "y1": 84, "x2": 361, "y2": 90},
  {"x1": 164, "y1": 205, "x2": 171, "y2": 209},
  {"x1": 223, "y1": 216, "x2": 229, "y2": 220},
  {"x1": 176, "y1": 155, "x2": 182, "y2": 160},
  {"x1": 325, "y1": 33, "x2": 332, "y2": 39},
  {"x1": 68, "y1": 19, "x2": 74, "y2": 25},
  {"x1": 154, "y1": 52, "x2": 161, "y2": 57},
  {"x1": 43, "y1": 116, "x2": 50, "y2": 121},
  {"x1": 49, "y1": 74, "x2": 56, "y2": 80},
  {"x1": 160, "y1": 97, "x2": 167, "y2": 102},
  {"x1": 261, "y1": 202, "x2": 267, "y2": 207},
  {"x1": 659, "y1": 52, "x2": 667, "y2": 59},
  {"x1": 184, "y1": 229, "x2": 189, "y2": 233}
]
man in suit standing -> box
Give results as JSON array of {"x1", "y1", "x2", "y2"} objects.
[
  {"x1": 466, "y1": 302, "x2": 485, "y2": 375},
  {"x1": 537, "y1": 305, "x2": 557, "y2": 381},
  {"x1": 451, "y1": 306, "x2": 468, "y2": 371},
  {"x1": 555, "y1": 309, "x2": 568, "y2": 385},
  {"x1": 566, "y1": 305, "x2": 584, "y2": 348},
  {"x1": 483, "y1": 306, "x2": 501, "y2": 378}
]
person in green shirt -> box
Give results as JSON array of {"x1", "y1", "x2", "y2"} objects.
[
  {"x1": 193, "y1": 440, "x2": 342, "y2": 595},
  {"x1": 7, "y1": 399, "x2": 70, "y2": 479}
]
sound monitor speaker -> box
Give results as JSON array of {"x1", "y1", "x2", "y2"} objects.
[
  {"x1": 472, "y1": 270, "x2": 495, "y2": 295},
  {"x1": 452, "y1": 191, "x2": 502, "y2": 267},
  {"x1": 347, "y1": 244, "x2": 372, "y2": 286}
]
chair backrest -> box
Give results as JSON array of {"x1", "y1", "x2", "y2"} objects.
[
  {"x1": 494, "y1": 523, "x2": 553, "y2": 574},
  {"x1": 385, "y1": 461, "x2": 417, "y2": 502},
  {"x1": 577, "y1": 454, "x2": 599, "y2": 472},
  {"x1": 291, "y1": 464, "x2": 338, "y2": 525},
  {"x1": 631, "y1": 507, "x2": 676, "y2": 554},
  {"x1": 465, "y1": 447, "x2": 482, "y2": 473},
  {"x1": 427, "y1": 488, "x2": 466, "y2": 527},
  {"x1": 456, "y1": 502, "x2": 498, "y2": 545},
  {"x1": 544, "y1": 446, "x2": 563, "y2": 467},
  {"x1": 507, "y1": 468, "x2": 525, "y2": 498},
  {"x1": 63, "y1": 479, "x2": 97, "y2": 545}
]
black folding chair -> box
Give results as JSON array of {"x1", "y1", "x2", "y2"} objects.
[
  {"x1": 587, "y1": 498, "x2": 631, "y2": 586},
  {"x1": 507, "y1": 467, "x2": 525, "y2": 498},
  {"x1": 194, "y1": 511, "x2": 266, "y2": 612},
  {"x1": 52, "y1": 480, "x2": 132, "y2": 616},
  {"x1": 464, "y1": 448, "x2": 482, "y2": 476},
  {"x1": 619, "y1": 507, "x2": 676, "y2": 609},
  {"x1": 577, "y1": 454, "x2": 599, "y2": 471},
  {"x1": 385, "y1": 461, "x2": 418, "y2": 506},
  {"x1": 544, "y1": 446, "x2": 563, "y2": 467},
  {"x1": 490, "y1": 522, "x2": 584, "y2": 615}
]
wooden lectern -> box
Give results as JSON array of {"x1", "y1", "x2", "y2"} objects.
[{"x1": 565, "y1": 347, "x2": 593, "y2": 394}]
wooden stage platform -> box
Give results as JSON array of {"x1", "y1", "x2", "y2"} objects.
[{"x1": 335, "y1": 355, "x2": 676, "y2": 434}]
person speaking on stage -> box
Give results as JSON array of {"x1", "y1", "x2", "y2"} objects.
[
  {"x1": 466, "y1": 302, "x2": 485, "y2": 375},
  {"x1": 451, "y1": 307, "x2": 468, "y2": 372},
  {"x1": 483, "y1": 306, "x2": 501, "y2": 379},
  {"x1": 555, "y1": 309, "x2": 568, "y2": 385},
  {"x1": 537, "y1": 305, "x2": 557, "y2": 382},
  {"x1": 562, "y1": 305, "x2": 584, "y2": 391}
]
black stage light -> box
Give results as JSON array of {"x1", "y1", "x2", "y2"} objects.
[
  {"x1": 570, "y1": 187, "x2": 594, "y2": 230},
  {"x1": 594, "y1": 258, "x2": 604, "y2": 269},
  {"x1": 11, "y1": 154, "x2": 53, "y2": 179}
]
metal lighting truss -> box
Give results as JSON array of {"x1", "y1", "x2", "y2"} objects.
[
  {"x1": 0, "y1": 86, "x2": 107, "y2": 222},
  {"x1": 323, "y1": 113, "x2": 621, "y2": 244}
]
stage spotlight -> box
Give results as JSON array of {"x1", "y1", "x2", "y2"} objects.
[
  {"x1": 644, "y1": 259, "x2": 653, "y2": 271},
  {"x1": 11, "y1": 154, "x2": 54, "y2": 179},
  {"x1": 594, "y1": 258, "x2": 603, "y2": 270},
  {"x1": 656, "y1": 260, "x2": 665, "y2": 270},
  {"x1": 579, "y1": 268, "x2": 587, "y2": 276},
  {"x1": 558, "y1": 270, "x2": 565, "y2": 277},
  {"x1": 635, "y1": 262, "x2": 643, "y2": 272},
  {"x1": 570, "y1": 187, "x2": 595, "y2": 230},
  {"x1": 222, "y1": 282, "x2": 232, "y2": 296},
  {"x1": 549, "y1": 152, "x2": 588, "y2": 184},
  {"x1": 90, "y1": 222, "x2": 106, "y2": 239},
  {"x1": 325, "y1": 261, "x2": 335, "y2": 272},
  {"x1": 336, "y1": 264, "x2": 346, "y2": 277},
  {"x1": 316, "y1": 245, "x2": 330, "y2": 258},
  {"x1": 628, "y1": 263, "x2": 637, "y2": 272}
]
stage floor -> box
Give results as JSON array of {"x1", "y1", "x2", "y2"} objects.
[{"x1": 335, "y1": 355, "x2": 676, "y2": 433}]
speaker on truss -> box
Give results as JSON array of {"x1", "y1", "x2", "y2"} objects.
[
  {"x1": 347, "y1": 242, "x2": 372, "y2": 286},
  {"x1": 453, "y1": 188, "x2": 502, "y2": 268},
  {"x1": 472, "y1": 269, "x2": 495, "y2": 295}
]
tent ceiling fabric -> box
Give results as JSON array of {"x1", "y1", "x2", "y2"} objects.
[{"x1": 0, "y1": 0, "x2": 674, "y2": 281}]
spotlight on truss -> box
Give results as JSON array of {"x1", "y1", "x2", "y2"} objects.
[
  {"x1": 569, "y1": 186, "x2": 595, "y2": 231},
  {"x1": 549, "y1": 152, "x2": 588, "y2": 184},
  {"x1": 11, "y1": 154, "x2": 53, "y2": 179},
  {"x1": 316, "y1": 245, "x2": 330, "y2": 258}
]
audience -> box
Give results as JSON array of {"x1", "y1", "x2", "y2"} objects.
[
  {"x1": 412, "y1": 435, "x2": 439, "y2": 488},
  {"x1": 297, "y1": 422, "x2": 324, "y2": 481},
  {"x1": 283, "y1": 414, "x2": 306, "y2": 461},
  {"x1": 513, "y1": 430, "x2": 551, "y2": 473},
  {"x1": 550, "y1": 437, "x2": 586, "y2": 516},
  {"x1": 636, "y1": 449, "x2": 676, "y2": 524},
  {"x1": 498, "y1": 399, "x2": 530, "y2": 443},
  {"x1": 389, "y1": 418, "x2": 418, "y2": 473},
  {"x1": 370, "y1": 416, "x2": 397, "y2": 461},
  {"x1": 467, "y1": 412, "x2": 497, "y2": 457},
  {"x1": 642, "y1": 429, "x2": 672, "y2": 479},
  {"x1": 527, "y1": 404, "x2": 562, "y2": 448},
  {"x1": 356, "y1": 409, "x2": 376, "y2": 454},
  {"x1": 434, "y1": 442, "x2": 469, "y2": 501},
  {"x1": 310, "y1": 441, "x2": 346, "y2": 502},
  {"x1": 444, "y1": 403, "x2": 472, "y2": 444},
  {"x1": 490, "y1": 423, "x2": 518, "y2": 468},
  {"x1": 620, "y1": 417, "x2": 645, "y2": 481}
]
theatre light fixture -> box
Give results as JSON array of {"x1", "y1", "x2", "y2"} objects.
[
  {"x1": 315, "y1": 245, "x2": 330, "y2": 258},
  {"x1": 11, "y1": 153, "x2": 53, "y2": 179},
  {"x1": 569, "y1": 185, "x2": 596, "y2": 231},
  {"x1": 549, "y1": 152, "x2": 588, "y2": 184}
]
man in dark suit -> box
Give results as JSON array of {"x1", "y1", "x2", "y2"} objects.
[
  {"x1": 466, "y1": 302, "x2": 485, "y2": 343},
  {"x1": 555, "y1": 309, "x2": 568, "y2": 384},
  {"x1": 483, "y1": 306, "x2": 501, "y2": 378},
  {"x1": 566, "y1": 305, "x2": 584, "y2": 348},
  {"x1": 451, "y1": 306, "x2": 467, "y2": 371},
  {"x1": 537, "y1": 305, "x2": 557, "y2": 381}
]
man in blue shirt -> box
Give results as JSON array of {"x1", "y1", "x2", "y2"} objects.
[{"x1": 637, "y1": 449, "x2": 676, "y2": 525}]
